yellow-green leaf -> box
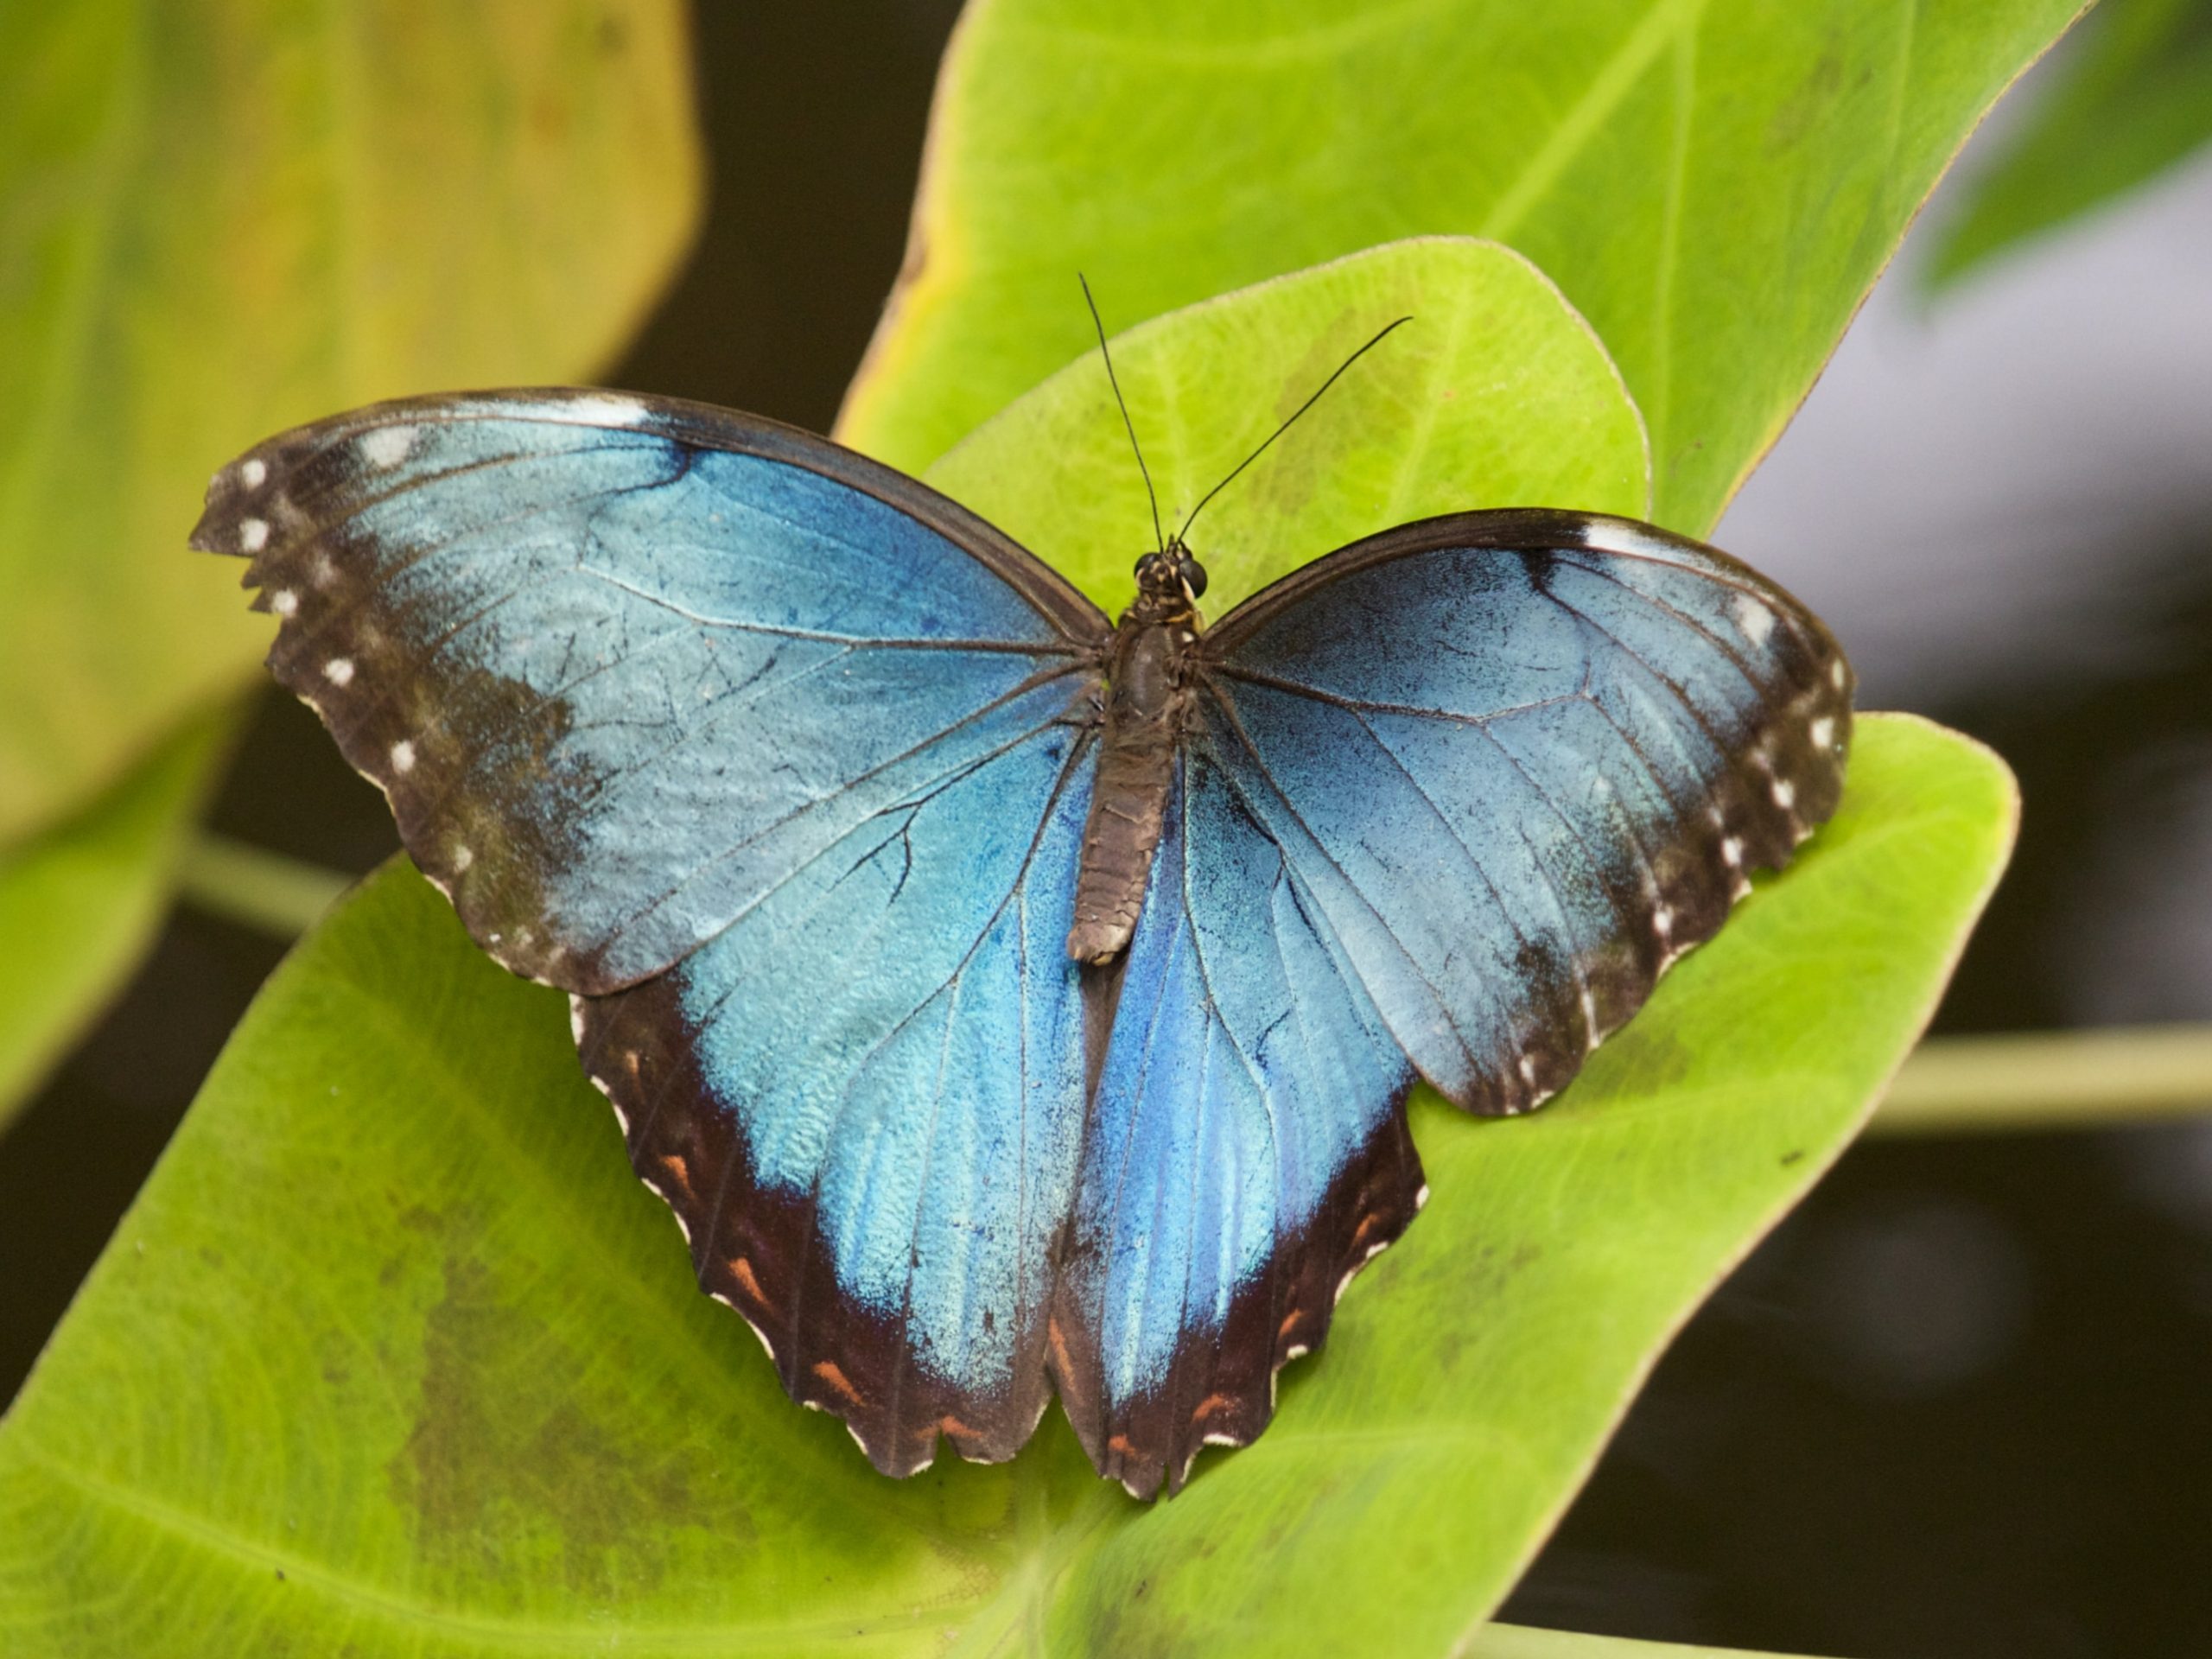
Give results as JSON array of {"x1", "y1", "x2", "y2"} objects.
[
  {"x1": 839, "y1": 0, "x2": 2086, "y2": 538},
  {"x1": 0, "y1": 0, "x2": 702, "y2": 849},
  {"x1": 0, "y1": 712, "x2": 231, "y2": 1130}
]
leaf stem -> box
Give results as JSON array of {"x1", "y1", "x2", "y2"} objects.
[
  {"x1": 1872, "y1": 1025, "x2": 2212, "y2": 1135},
  {"x1": 175, "y1": 833, "x2": 352, "y2": 938}
]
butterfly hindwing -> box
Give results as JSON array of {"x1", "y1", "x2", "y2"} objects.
[
  {"x1": 577, "y1": 719, "x2": 1098, "y2": 1473},
  {"x1": 1054, "y1": 750, "x2": 1422, "y2": 1497}
]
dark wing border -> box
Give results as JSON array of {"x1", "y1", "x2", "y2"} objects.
[
  {"x1": 1204, "y1": 507, "x2": 1841, "y2": 665},
  {"x1": 190, "y1": 386, "x2": 1115, "y2": 652}
]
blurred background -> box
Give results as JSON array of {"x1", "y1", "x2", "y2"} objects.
[{"x1": 6, "y1": 5, "x2": 2211, "y2": 1655}]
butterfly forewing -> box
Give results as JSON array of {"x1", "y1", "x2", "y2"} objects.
[
  {"x1": 1198, "y1": 508, "x2": 1850, "y2": 1116},
  {"x1": 191, "y1": 391, "x2": 1109, "y2": 994}
]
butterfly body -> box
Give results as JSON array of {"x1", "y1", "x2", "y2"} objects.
[
  {"x1": 193, "y1": 387, "x2": 1851, "y2": 1498},
  {"x1": 1069, "y1": 546, "x2": 1208, "y2": 963}
]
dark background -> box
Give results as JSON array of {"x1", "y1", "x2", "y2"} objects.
[{"x1": 7, "y1": 8, "x2": 2210, "y2": 1656}]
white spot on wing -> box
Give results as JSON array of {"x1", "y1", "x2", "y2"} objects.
[
  {"x1": 1284, "y1": 1342, "x2": 1310, "y2": 1361},
  {"x1": 1722, "y1": 836, "x2": 1744, "y2": 868},
  {"x1": 1732, "y1": 591, "x2": 1777, "y2": 647},
  {"x1": 1654, "y1": 905, "x2": 1674, "y2": 939},
  {"x1": 1811, "y1": 716, "x2": 1836, "y2": 750},
  {"x1": 239, "y1": 518, "x2": 269, "y2": 552},
  {"x1": 1771, "y1": 779, "x2": 1796, "y2": 810},
  {"x1": 389, "y1": 740, "x2": 416, "y2": 773},
  {"x1": 361, "y1": 424, "x2": 417, "y2": 469},
  {"x1": 451, "y1": 844, "x2": 473, "y2": 873},
  {"x1": 1414, "y1": 1183, "x2": 1430, "y2": 1210},
  {"x1": 1831, "y1": 658, "x2": 1847, "y2": 690},
  {"x1": 240, "y1": 458, "x2": 268, "y2": 490},
  {"x1": 270, "y1": 589, "x2": 298, "y2": 618},
  {"x1": 323, "y1": 658, "x2": 354, "y2": 686},
  {"x1": 545, "y1": 393, "x2": 651, "y2": 428}
]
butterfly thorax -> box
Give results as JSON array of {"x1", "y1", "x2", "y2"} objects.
[{"x1": 1065, "y1": 546, "x2": 1210, "y2": 963}]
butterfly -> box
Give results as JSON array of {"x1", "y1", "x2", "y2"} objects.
[{"x1": 191, "y1": 339, "x2": 1850, "y2": 1499}]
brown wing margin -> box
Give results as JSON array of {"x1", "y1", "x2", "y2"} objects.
[{"x1": 1204, "y1": 506, "x2": 1840, "y2": 664}]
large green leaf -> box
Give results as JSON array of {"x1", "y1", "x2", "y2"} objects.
[
  {"x1": 0, "y1": 712, "x2": 231, "y2": 1132},
  {"x1": 1927, "y1": 0, "x2": 2212, "y2": 287},
  {"x1": 0, "y1": 251, "x2": 2016, "y2": 1655},
  {"x1": 0, "y1": 0, "x2": 701, "y2": 850},
  {"x1": 0, "y1": 717, "x2": 2012, "y2": 1657},
  {"x1": 837, "y1": 0, "x2": 2086, "y2": 537},
  {"x1": 925, "y1": 237, "x2": 1651, "y2": 617}
]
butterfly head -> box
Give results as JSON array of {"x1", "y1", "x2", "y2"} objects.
[{"x1": 1135, "y1": 541, "x2": 1207, "y2": 609}]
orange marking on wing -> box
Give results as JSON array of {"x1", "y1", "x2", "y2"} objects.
[
  {"x1": 727, "y1": 1255, "x2": 770, "y2": 1311},
  {"x1": 1046, "y1": 1315, "x2": 1076, "y2": 1381},
  {"x1": 810, "y1": 1361, "x2": 864, "y2": 1408},
  {"x1": 938, "y1": 1414, "x2": 976, "y2": 1440},
  {"x1": 1351, "y1": 1209, "x2": 1384, "y2": 1249},
  {"x1": 1107, "y1": 1433, "x2": 1138, "y2": 1458},
  {"x1": 1277, "y1": 1309, "x2": 1305, "y2": 1341},
  {"x1": 1190, "y1": 1393, "x2": 1235, "y2": 1425},
  {"x1": 658, "y1": 1152, "x2": 696, "y2": 1202}
]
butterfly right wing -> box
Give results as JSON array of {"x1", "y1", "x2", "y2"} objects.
[{"x1": 1052, "y1": 508, "x2": 1851, "y2": 1497}]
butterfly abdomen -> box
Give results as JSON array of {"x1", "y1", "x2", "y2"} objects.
[{"x1": 1067, "y1": 614, "x2": 1198, "y2": 963}]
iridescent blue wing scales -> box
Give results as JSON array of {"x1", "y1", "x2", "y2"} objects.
[
  {"x1": 1063, "y1": 509, "x2": 1850, "y2": 1495},
  {"x1": 1054, "y1": 751, "x2": 1421, "y2": 1497},
  {"x1": 192, "y1": 391, "x2": 1113, "y2": 1473},
  {"x1": 192, "y1": 391, "x2": 1106, "y2": 995}
]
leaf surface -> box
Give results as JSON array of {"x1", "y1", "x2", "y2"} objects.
[
  {"x1": 0, "y1": 251, "x2": 2017, "y2": 1656},
  {"x1": 0, "y1": 714, "x2": 230, "y2": 1131},
  {"x1": 839, "y1": 0, "x2": 2086, "y2": 537},
  {"x1": 1928, "y1": 0, "x2": 2212, "y2": 287},
  {"x1": 0, "y1": 0, "x2": 701, "y2": 848}
]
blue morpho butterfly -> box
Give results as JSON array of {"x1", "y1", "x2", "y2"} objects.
[{"x1": 192, "y1": 305, "x2": 1851, "y2": 1499}]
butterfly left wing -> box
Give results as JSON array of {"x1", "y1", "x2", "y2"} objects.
[
  {"x1": 1056, "y1": 508, "x2": 1850, "y2": 1497},
  {"x1": 192, "y1": 390, "x2": 1116, "y2": 1474}
]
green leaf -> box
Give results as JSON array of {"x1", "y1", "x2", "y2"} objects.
[
  {"x1": 925, "y1": 238, "x2": 1649, "y2": 618},
  {"x1": 0, "y1": 713, "x2": 2012, "y2": 1656},
  {"x1": 1927, "y1": 0, "x2": 2212, "y2": 288},
  {"x1": 838, "y1": 0, "x2": 2086, "y2": 536},
  {"x1": 0, "y1": 710, "x2": 232, "y2": 1132},
  {"x1": 0, "y1": 1, "x2": 702, "y2": 851},
  {"x1": 0, "y1": 246, "x2": 2016, "y2": 1654}
]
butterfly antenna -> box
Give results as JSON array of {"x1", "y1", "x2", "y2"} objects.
[
  {"x1": 1176, "y1": 315, "x2": 1413, "y2": 544},
  {"x1": 1080, "y1": 275, "x2": 1166, "y2": 555}
]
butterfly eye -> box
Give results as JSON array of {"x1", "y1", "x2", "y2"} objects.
[
  {"x1": 1134, "y1": 552, "x2": 1166, "y2": 586},
  {"x1": 1177, "y1": 556, "x2": 1207, "y2": 599}
]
